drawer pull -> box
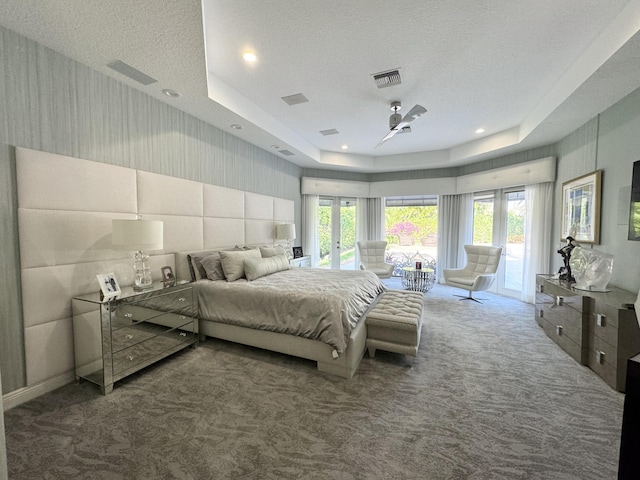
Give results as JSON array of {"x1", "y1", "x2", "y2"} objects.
[
  {"x1": 538, "y1": 284, "x2": 544, "y2": 293},
  {"x1": 180, "y1": 332, "x2": 187, "y2": 337},
  {"x1": 538, "y1": 309, "x2": 544, "y2": 319},
  {"x1": 180, "y1": 315, "x2": 186, "y2": 320},
  {"x1": 596, "y1": 351, "x2": 605, "y2": 364},
  {"x1": 556, "y1": 325, "x2": 563, "y2": 336},
  {"x1": 125, "y1": 334, "x2": 133, "y2": 340},
  {"x1": 126, "y1": 355, "x2": 135, "y2": 361},
  {"x1": 596, "y1": 314, "x2": 606, "y2": 327},
  {"x1": 555, "y1": 296, "x2": 564, "y2": 306},
  {"x1": 124, "y1": 313, "x2": 133, "y2": 318},
  {"x1": 178, "y1": 297, "x2": 186, "y2": 302}
]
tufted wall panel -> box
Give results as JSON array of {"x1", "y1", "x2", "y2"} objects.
[{"x1": 16, "y1": 146, "x2": 294, "y2": 394}]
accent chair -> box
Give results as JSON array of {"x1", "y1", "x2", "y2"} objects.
[
  {"x1": 357, "y1": 240, "x2": 394, "y2": 279},
  {"x1": 443, "y1": 244, "x2": 503, "y2": 303}
]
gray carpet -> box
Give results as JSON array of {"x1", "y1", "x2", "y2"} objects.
[{"x1": 4, "y1": 282, "x2": 625, "y2": 479}]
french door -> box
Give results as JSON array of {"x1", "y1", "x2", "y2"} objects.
[
  {"x1": 317, "y1": 196, "x2": 357, "y2": 269},
  {"x1": 473, "y1": 188, "x2": 526, "y2": 298}
]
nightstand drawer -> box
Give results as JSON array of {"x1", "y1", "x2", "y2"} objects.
[{"x1": 112, "y1": 328, "x2": 194, "y2": 375}]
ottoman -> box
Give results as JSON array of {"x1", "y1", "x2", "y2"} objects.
[{"x1": 365, "y1": 289, "x2": 424, "y2": 366}]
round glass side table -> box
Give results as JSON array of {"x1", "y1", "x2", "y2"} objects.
[{"x1": 401, "y1": 266, "x2": 435, "y2": 292}]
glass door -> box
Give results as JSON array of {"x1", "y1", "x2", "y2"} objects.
[
  {"x1": 473, "y1": 189, "x2": 526, "y2": 298},
  {"x1": 317, "y1": 196, "x2": 357, "y2": 269}
]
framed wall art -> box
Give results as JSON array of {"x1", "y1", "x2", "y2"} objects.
[{"x1": 561, "y1": 170, "x2": 602, "y2": 244}]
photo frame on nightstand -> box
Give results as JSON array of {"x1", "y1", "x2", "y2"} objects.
[
  {"x1": 97, "y1": 273, "x2": 120, "y2": 301},
  {"x1": 161, "y1": 265, "x2": 176, "y2": 287},
  {"x1": 293, "y1": 246, "x2": 303, "y2": 259}
]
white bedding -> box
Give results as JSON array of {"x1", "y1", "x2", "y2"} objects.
[{"x1": 196, "y1": 268, "x2": 386, "y2": 356}]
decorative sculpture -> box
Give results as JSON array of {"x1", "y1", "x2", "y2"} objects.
[
  {"x1": 569, "y1": 246, "x2": 613, "y2": 292},
  {"x1": 557, "y1": 236, "x2": 577, "y2": 282}
]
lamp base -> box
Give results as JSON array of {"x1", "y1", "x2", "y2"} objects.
[{"x1": 133, "y1": 250, "x2": 153, "y2": 291}]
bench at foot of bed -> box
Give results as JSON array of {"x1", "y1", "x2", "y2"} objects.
[{"x1": 365, "y1": 289, "x2": 425, "y2": 366}]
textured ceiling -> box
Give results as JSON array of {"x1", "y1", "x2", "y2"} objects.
[{"x1": 1, "y1": 0, "x2": 639, "y2": 172}]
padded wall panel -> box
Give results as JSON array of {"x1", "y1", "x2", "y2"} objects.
[
  {"x1": 274, "y1": 197, "x2": 295, "y2": 222},
  {"x1": 24, "y1": 319, "x2": 74, "y2": 386},
  {"x1": 137, "y1": 170, "x2": 203, "y2": 216},
  {"x1": 16, "y1": 147, "x2": 137, "y2": 213},
  {"x1": 246, "y1": 220, "x2": 276, "y2": 246},
  {"x1": 204, "y1": 184, "x2": 244, "y2": 218},
  {"x1": 204, "y1": 218, "x2": 245, "y2": 248},
  {"x1": 18, "y1": 210, "x2": 137, "y2": 269},
  {"x1": 21, "y1": 254, "x2": 175, "y2": 328},
  {"x1": 141, "y1": 214, "x2": 203, "y2": 254},
  {"x1": 245, "y1": 192, "x2": 273, "y2": 220}
]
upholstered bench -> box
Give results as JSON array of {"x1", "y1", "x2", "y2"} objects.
[{"x1": 365, "y1": 289, "x2": 424, "y2": 366}]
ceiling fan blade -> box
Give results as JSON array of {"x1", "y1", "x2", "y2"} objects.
[
  {"x1": 402, "y1": 104, "x2": 427, "y2": 123},
  {"x1": 375, "y1": 127, "x2": 399, "y2": 147}
]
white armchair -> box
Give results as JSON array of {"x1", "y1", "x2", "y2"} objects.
[
  {"x1": 357, "y1": 240, "x2": 394, "y2": 279},
  {"x1": 443, "y1": 245, "x2": 503, "y2": 302}
]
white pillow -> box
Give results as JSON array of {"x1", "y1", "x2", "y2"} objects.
[
  {"x1": 259, "y1": 245, "x2": 286, "y2": 258},
  {"x1": 244, "y1": 255, "x2": 290, "y2": 281},
  {"x1": 219, "y1": 248, "x2": 261, "y2": 282}
]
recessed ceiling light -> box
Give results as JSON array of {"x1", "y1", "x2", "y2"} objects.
[
  {"x1": 230, "y1": 124, "x2": 243, "y2": 130},
  {"x1": 162, "y1": 89, "x2": 181, "y2": 98},
  {"x1": 242, "y1": 51, "x2": 257, "y2": 62},
  {"x1": 475, "y1": 128, "x2": 486, "y2": 134},
  {"x1": 341, "y1": 145, "x2": 349, "y2": 150}
]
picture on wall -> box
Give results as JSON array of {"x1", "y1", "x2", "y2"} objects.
[
  {"x1": 629, "y1": 160, "x2": 640, "y2": 241},
  {"x1": 561, "y1": 170, "x2": 602, "y2": 244}
]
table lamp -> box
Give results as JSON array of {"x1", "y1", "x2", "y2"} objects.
[
  {"x1": 276, "y1": 223, "x2": 296, "y2": 259},
  {"x1": 112, "y1": 218, "x2": 164, "y2": 290}
]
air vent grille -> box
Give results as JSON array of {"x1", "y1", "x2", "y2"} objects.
[
  {"x1": 281, "y1": 93, "x2": 309, "y2": 106},
  {"x1": 278, "y1": 150, "x2": 295, "y2": 156},
  {"x1": 107, "y1": 60, "x2": 157, "y2": 86},
  {"x1": 319, "y1": 129, "x2": 339, "y2": 136},
  {"x1": 373, "y1": 69, "x2": 401, "y2": 88}
]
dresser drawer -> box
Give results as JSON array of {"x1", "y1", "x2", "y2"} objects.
[
  {"x1": 586, "y1": 341, "x2": 618, "y2": 390},
  {"x1": 112, "y1": 328, "x2": 194, "y2": 375},
  {"x1": 539, "y1": 303, "x2": 584, "y2": 345},
  {"x1": 540, "y1": 317, "x2": 586, "y2": 364},
  {"x1": 110, "y1": 314, "x2": 196, "y2": 353},
  {"x1": 588, "y1": 312, "x2": 619, "y2": 347}
]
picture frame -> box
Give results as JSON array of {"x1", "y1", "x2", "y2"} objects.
[
  {"x1": 161, "y1": 265, "x2": 175, "y2": 287},
  {"x1": 292, "y1": 246, "x2": 303, "y2": 259},
  {"x1": 561, "y1": 170, "x2": 602, "y2": 244},
  {"x1": 96, "y1": 272, "x2": 120, "y2": 300}
]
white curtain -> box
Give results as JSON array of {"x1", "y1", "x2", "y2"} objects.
[
  {"x1": 437, "y1": 193, "x2": 474, "y2": 282},
  {"x1": 302, "y1": 194, "x2": 319, "y2": 267},
  {"x1": 356, "y1": 197, "x2": 384, "y2": 268},
  {"x1": 522, "y1": 182, "x2": 553, "y2": 303}
]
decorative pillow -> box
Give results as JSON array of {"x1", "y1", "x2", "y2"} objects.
[
  {"x1": 259, "y1": 245, "x2": 286, "y2": 258},
  {"x1": 187, "y1": 246, "x2": 244, "y2": 281},
  {"x1": 244, "y1": 254, "x2": 290, "y2": 281},
  {"x1": 187, "y1": 251, "x2": 217, "y2": 281},
  {"x1": 219, "y1": 248, "x2": 261, "y2": 281},
  {"x1": 200, "y1": 252, "x2": 225, "y2": 281}
]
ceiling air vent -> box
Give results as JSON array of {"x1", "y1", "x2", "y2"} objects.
[
  {"x1": 107, "y1": 60, "x2": 157, "y2": 86},
  {"x1": 373, "y1": 69, "x2": 401, "y2": 89},
  {"x1": 319, "y1": 129, "x2": 339, "y2": 136},
  {"x1": 281, "y1": 93, "x2": 309, "y2": 106},
  {"x1": 278, "y1": 150, "x2": 295, "y2": 156}
]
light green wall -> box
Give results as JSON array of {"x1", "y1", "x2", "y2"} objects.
[{"x1": 0, "y1": 25, "x2": 302, "y2": 394}]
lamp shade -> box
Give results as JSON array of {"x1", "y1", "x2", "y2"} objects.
[
  {"x1": 112, "y1": 219, "x2": 164, "y2": 251},
  {"x1": 276, "y1": 223, "x2": 296, "y2": 240}
]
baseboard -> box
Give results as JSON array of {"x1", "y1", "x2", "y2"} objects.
[{"x1": 2, "y1": 371, "x2": 75, "y2": 411}]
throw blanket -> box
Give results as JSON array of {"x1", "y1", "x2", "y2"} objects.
[{"x1": 197, "y1": 268, "x2": 386, "y2": 355}]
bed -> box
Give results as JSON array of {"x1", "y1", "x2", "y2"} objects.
[{"x1": 176, "y1": 248, "x2": 386, "y2": 378}]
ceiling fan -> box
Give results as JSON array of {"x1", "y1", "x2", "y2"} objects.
[{"x1": 375, "y1": 101, "x2": 427, "y2": 147}]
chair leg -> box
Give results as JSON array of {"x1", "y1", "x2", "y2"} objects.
[{"x1": 453, "y1": 291, "x2": 483, "y2": 303}]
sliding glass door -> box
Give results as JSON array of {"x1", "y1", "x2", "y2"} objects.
[
  {"x1": 473, "y1": 189, "x2": 526, "y2": 298},
  {"x1": 317, "y1": 196, "x2": 357, "y2": 269}
]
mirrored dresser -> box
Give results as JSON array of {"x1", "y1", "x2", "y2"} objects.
[{"x1": 72, "y1": 281, "x2": 197, "y2": 394}]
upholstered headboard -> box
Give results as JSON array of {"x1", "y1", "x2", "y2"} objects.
[{"x1": 15, "y1": 147, "x2": 294, "y2": 391}]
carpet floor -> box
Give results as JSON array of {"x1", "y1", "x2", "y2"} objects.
[{"x1": 4, "y1": 282, "x2": 625, "y2": 479}]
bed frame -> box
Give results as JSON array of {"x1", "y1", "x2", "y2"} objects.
[{"x1": 175, "y1": 251, "x2": 376, "y2": 378}]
